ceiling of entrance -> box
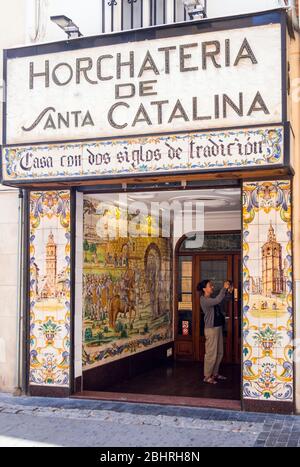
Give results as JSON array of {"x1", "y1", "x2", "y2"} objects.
[{"x1": 89, "y1": 188, "x2": 241, "y2": 213}]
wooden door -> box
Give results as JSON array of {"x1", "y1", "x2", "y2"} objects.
[
  {"x1": 194, "y1": 253, "x2": 241, "y2": 364},
  {"x1": 195, "y1": 254, "x2": 234, "y2": 363},
  {"x1": 175, "y1": 252, "x2": 241, "y2": 364}
]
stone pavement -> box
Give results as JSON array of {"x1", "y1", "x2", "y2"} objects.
[{"x1": 0, "y1": 393, "x2": 299, "y2": 447}]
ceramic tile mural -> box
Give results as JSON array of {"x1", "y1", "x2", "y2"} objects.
[
  {"x1": 29, "y1": 191, "x2": 71, "y2": 387},
  {"x1": 82, "y1": 195, "x2": 173, "y2": 370},
  {"x1": 242, "y1": 181, "x2": 293, "y2": 401},
  {"x1": 2, "y1": 126, "x2": 284, "y2": 182}
]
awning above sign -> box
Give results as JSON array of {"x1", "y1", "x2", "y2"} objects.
[
  {"x1": 2, "y1": 126, "x2": 284, "y2": 183},
  {"x1": 4, "y1": 19, "x2": 283, "y2": 145}
]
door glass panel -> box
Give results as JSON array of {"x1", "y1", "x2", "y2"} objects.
[
  {"x1": 178, "y1": 256, "x2": 192, "y2": 336},
  {"x1": 201, "y1": 260, "x2": 227, "y2": 292},
  {"x1": 199, "y1": 260, "x2": 228, "y2": 337},
  {"x1": 180, "y1": 233, "x2": 241, "y2": 252}
]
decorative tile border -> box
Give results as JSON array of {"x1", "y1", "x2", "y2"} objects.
[
  {"x1": 29, "y1": 191, "x2": 71, "y2": 387},
  {"x1": 3, "y1": 126, "x2": 284, "y2": 182},
  {"x1": 242, "y1": 181, "x2": 293, "y2": 402}
]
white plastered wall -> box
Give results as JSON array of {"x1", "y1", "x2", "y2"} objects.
[
  {"x1": 0, "y1": 0, "x2": 26, "y2": 393},
  {"x1": 0, "y1": 187, "x2": 20, "y2": 392}
]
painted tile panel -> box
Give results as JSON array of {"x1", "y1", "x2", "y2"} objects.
[
  {"x1": 29, "y1": 191, "x2": 71, "y2": 387},
  {"x1": 242, "y1": 181, "x2": 293, "y2": 402},
  {"x1": 82, "y1": 195, "x2": 173, "y2": 370},
  {"x1": 3, "y1": 126, "x2": 284, "y2": 182}
]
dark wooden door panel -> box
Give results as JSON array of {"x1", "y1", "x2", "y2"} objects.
[
  {"x1": 175, "y1": 251, "x2": 241, "y2": 365},
  {"x1": 197, "y1": 254, "x2": 233, "y2": 363}
]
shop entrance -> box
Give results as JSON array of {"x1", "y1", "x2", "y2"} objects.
[
  {"x1": 174, "y1": 232, "x2": 242, "y2": 401},
  {"x1": 77, "y1": 188, "x2": 242, "y2": 407}
]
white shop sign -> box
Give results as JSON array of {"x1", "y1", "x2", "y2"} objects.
[
  {"x1": 2, "y1": 126, "x2": 284, "y2": 182},
  {"x1": 5, "y1": 23, "x2": 282, "y2": 145}
]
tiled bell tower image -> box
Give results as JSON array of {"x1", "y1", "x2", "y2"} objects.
[
  {"x1": 46, "y1": 232, "x2": 57, "y2": 289},
  {"x1": 41, "y1": 231, "x2": 58, "y2": 298},
  {"x1": 261, "y1": 223, "x2": 284, "y2": 297}
]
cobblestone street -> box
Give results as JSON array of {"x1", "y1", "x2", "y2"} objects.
[{"x1": 0, "y1": 394, "x2": 299, "y2": 447}]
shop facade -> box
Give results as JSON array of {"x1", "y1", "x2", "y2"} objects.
[{"x1": 1, "y1": 9, "x2": 299, "y2": 413}]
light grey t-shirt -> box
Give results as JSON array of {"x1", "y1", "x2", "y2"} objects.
[{"x1": 200, "y1": 288, "x2": 227, "y2": 329}]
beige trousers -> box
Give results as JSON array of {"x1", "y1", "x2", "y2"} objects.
[{"x1": 204, "y1": 326, "x2": 224, "y2": 378}]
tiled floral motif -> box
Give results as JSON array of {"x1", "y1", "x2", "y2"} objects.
[
  {"x1": 29, "y1": 191, "x2": 71, "y2": 387},
  {"x1": 242, "y1": 181, "x2": 293, "y2": 401},
  {"x1": 82, "y1": 195, "x2": 173, "y2": 370}
]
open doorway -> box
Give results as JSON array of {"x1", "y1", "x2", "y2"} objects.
[
  {"x1": 175, "y1": 233, "x2": 241, "y2": 400},
  {"x1": 76, "y1": 186, "x2": 242, "y2": 406}
]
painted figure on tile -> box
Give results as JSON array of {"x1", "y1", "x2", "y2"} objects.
[
  {"x1": 145, "y1": 244, "x2": 161, "y2": 318},
  {"x1": 109, "y1": 288, "x2": 136, "y2": 329}
]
